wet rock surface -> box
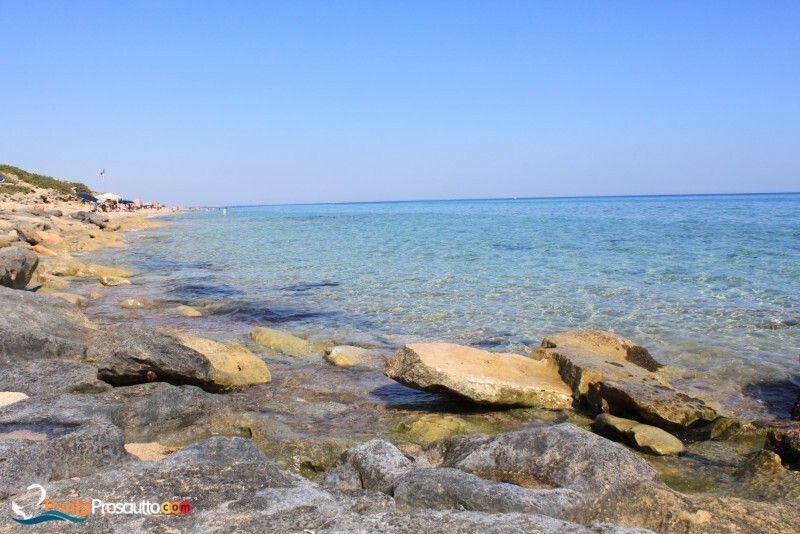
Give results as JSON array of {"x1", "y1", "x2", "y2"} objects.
[
  {"x1": 249, "y1": 326, "x2": 325, "y2": 356},
  {"x1": 326, "y1": 344, "x2": 373, "y2": 367}
]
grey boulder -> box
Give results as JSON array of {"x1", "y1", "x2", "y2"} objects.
[
  {"x1": 70, "y1": 210, "x2": 111, "y2": 229},
  {"x1": 323, "y1": 438, "x2": 414, "y2": 493},
  {"x1": 0, "y1": 247, "x2": 38, "y2": 289},
  {"x1": 0, "y1": 409, "x2": 127, "y2": 500},
  {"x1": 0, "y1": 359, "x2": 110, "y2": 395},
  {"x1": 0, "y1": 286, "x2": 95, "y2": 363},
  {"x1": 93, "y1": 325, "x2": 220, "y2": 391}
]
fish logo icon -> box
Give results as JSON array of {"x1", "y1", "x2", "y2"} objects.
[{"x1": 10, "y1": 484, "x2": 88, "y2": 525}]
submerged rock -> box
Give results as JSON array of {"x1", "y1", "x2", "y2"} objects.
[
  {"x1": 392, "y1": 413, "x2": 500, "y2": 445},
  {"x1": 733, "y1": 449, "x2": 800, "y2": 501},
  {"x1": 259, "y1": 436, "x2": 357, "y2": 480},
  {"x1": 120, "y1": 297, "x2": 158, "y2": 309},
  {"x1": 593, "y1": 413, "x2": 684, "y2": 455},
  {"x1": 176, "y1": 304, "x2": 203, "y2": 317},
  {"x1": 100, "y1": 275, "x2": 131, "y2": 286},
  {"x1": 533, "y1": 330, "x2": 719, "y2": 434},
  {"x1": 383, "y1": 343, "x2": 573, "y2": 408},
  {"x1": 326, "y1": 345, "x2": 371, "y2": 367},
  {"x1": 0, "y1": 247, "x2": 38, "y2": 289},
  {"x1": 40, "y1": 254, "x2": 131, "y2": 279},
  {"x1": 249, "y1": 326, "x2": 322, "y2": 356}
]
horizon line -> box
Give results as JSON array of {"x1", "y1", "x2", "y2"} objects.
[{"x1": 203, "y1": 190, "x2": 800, "y2": 209}]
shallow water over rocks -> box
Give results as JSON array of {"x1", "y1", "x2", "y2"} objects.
[{"x1": 64, "y1": 197, "x2": 800, "y2": 502}]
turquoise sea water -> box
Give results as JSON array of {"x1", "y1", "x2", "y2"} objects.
[{"x1": 94, "y1": 194, "x2": 800, "y2": 419}]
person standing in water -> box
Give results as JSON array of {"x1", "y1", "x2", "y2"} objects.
[{"x1": 222, "y1": 208, "x2": 227, "y2": 216}]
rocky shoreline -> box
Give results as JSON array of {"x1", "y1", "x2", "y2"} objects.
[{"x1": 1, "y1": 201, "x2": 799, "y2": 532}]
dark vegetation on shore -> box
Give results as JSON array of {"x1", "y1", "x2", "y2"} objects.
[{"x1": 0, "y1": 164, "x2": 91, "y2": 196}]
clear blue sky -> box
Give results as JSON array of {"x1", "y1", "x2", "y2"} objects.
[{"x1": 2, "y1": 1, "x2": 798, "y2": 205}]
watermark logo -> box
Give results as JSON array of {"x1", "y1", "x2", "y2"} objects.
[
  {"x1": 11, "y1": 484, "x2": 88, "y2": 525},
  {"x1": 10, "y1": 484, "x2": 193, "y2": 525}
]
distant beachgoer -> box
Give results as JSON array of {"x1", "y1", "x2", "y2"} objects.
[{"x1": 222, "y1": 208, "x2": 227, "y2": 216}]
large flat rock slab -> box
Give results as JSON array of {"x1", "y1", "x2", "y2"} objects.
[
  {"x1": 383, "y1": 343, "x2": 572, "y2": 408},
  {"x1": 533, "y1": 330, "x2": 720, "y2": 434}
]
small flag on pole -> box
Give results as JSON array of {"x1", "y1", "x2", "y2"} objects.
[{"x1": 100, "y1": 169, "x2": 106, "y2": 180}]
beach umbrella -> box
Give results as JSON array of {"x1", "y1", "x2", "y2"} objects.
[
  {"x1": 95, "y1": 193, "x2": 121, "y2": 203},
  {"x1": 77, "y1": 193, "x2": 98, "y2": 203}
]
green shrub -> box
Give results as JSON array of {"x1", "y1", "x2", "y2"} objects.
[
  {"x1": 0, "y1": 164, "x2": 90, "y2": 196},
  {"x1": 0, "y1": 183, "x2": 32, "y2": 195}
]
